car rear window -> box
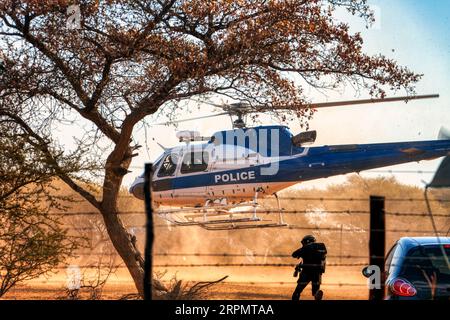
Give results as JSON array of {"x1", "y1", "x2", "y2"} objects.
[
  {"x1": 385, "y1": 244, "x2": 397, "y2": 275},
  {"x1": 402, "y1": 245, "x2": 450, "y2": 286}
]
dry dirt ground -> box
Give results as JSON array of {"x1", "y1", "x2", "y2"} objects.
[{"x1": 2, "y1": 266, "x2": 368, "y2": 300}]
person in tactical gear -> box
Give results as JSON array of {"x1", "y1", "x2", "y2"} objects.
[{"x1": 291, "y1": 235, "x2": 327, "y2": 300}]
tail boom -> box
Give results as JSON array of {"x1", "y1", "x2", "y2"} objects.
[{"x1": 277, "y1": 139, "x2": 450, "y2": 182}]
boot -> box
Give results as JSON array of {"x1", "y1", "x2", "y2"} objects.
[{"x1": 314, "y1": 290, "x2": 323, "y2": 301}]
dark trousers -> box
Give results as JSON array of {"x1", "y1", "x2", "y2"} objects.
[{"x1": 292, "y1": 271, "x2": 322, "y2": 300}]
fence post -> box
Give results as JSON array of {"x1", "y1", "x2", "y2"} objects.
[
  {"x1": 143, "y1": 163, "x2": 153, "y2": 300},
  {"x1": 339, "y1": 224, "x2": 343, "y2": 265},
  {"x1": 369, "y1": 195, "x2": 386, "y2": 300}
]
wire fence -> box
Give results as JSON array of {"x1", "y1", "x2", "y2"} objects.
[
  {"x1": 65, "y1": 225, "x2": 447, "y2": 234},
  {"x1": 126, "y1": 167, "x2": 438, "y2": 175},
  {"x1": 24, "y1": 259, "x2": 447, "y2": 269},
  {"x1": 59, "y1": 190, "x2": 450, "y2": 202},
  {"x1": 5, "y1": 189, "x2": 449, "y2": 300},
  {"x1": 43, "y1": 262, "x2": 366, "y2": 270},
  {"x1": 49, "y1": 209, "x2": 450, "y2": 217},
  {"x1": 51, "y1": 193, "x2": 450, "y2": 240}
]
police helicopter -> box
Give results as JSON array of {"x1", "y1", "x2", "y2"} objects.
[{"x1": 129, "y1": 94, "x2": 450, "y2": 230}]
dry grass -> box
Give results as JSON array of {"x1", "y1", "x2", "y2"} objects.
[
  {"x1": 2, "y1": 267, "x2": 366, "y2": 300},
  {"x1": 153, "y1": 271, "x2": 229, "y2": 300}
]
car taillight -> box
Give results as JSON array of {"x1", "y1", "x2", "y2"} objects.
[{"x1": 390, "y1": 278, "x2": 417, "y2": 297}]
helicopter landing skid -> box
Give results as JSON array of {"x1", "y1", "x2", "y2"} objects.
[{"x1": 156, "y1": 191, "x2": 287, "y2": 230}]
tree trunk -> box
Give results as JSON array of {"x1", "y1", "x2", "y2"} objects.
[
  {"x1": 95, "y1": 129, "x2": 167, "y2": 297},
  {"x1": 100, "y1": 203, "x2": 146, "y2": 296},
  {"x1": 99, "y1": 145, "x2": 163, "y2": 298}
]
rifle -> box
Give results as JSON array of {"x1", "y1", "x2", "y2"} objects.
[{"x1": 293, "y1": 263, "x2": 303, "y2": 277}]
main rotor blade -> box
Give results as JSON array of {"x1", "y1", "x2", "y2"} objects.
[
  {"x1": 199, "y1": 94, "x2": 439, "y2": 112},
  {"x1": 155, "y1": 94, "x2": 439, "y2": 126},
  {"x1": 153, "y1": 112, "x2": 229, "y2": 125},
  {"x1": 190, "y1": 97, "x2": 224, "y2": 108},
  {"x1": 309, "y1": 94, "x2": 439, "y2": 109}
]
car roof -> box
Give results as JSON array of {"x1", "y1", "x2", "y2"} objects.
[{"x1": 397, "y1": 237, "x2": 450, "y2": 251}]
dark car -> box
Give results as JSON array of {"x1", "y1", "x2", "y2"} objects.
[
  {"x1": 383, "y1": 237, "x2": 450, "y2": 300},
  {"x1": 365, "y1": 237, "x2": 450, "y2": 300}
]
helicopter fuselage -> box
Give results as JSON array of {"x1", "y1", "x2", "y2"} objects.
[{"x1": 129, "y1": 125, "x2": 450, "y2": 206}]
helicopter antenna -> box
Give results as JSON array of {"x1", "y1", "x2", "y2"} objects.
[{"x1": 152, "y1": 138, "x2": 169, "y2": 152}]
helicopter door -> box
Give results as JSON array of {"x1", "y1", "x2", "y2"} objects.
[
  {"x1": 152, "y1": 152, "x2": 179, "y2": 201},
  {"x1": 174, "y1": 149, "x2": 209, "y2": 202},
  {"x1": 208, "y1": 146, "x2": 260, "y2": 199}
]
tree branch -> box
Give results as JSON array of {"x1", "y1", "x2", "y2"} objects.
[{"x1": 0, "y1": 110, "x2": 101, "y2": 210}]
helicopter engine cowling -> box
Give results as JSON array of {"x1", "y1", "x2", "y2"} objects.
[{"x1": 292, "y1": 130, "x2": 317, "y2": 146}]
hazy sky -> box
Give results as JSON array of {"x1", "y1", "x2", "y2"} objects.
[{"x1": 97, "y1": 1, "x2": 450, "y2": 190}]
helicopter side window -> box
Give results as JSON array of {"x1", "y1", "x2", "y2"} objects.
[
  {"x1": 157, "y1": 154, "x2": 179, "y2": 177},
  {"x1": 180, "y1": 151, "x2": 209, "y2": 174}
]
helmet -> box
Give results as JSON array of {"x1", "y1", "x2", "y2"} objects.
[{"x1": 301, "y1": 235, "x2": 316, "y2": 246}]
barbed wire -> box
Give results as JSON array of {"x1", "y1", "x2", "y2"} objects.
[
  {"x1": 51, "y1": 210, "x2": 450, "y2": 217},
  {"x1": 73, "y1": 252, "x2": 371, "y2": 259},
  {"x1": 260, "y1": 197, "x2": 450, "y2": 202},
  {"x1": 50, "y1": 261, "x2": 441, "y2": 268},
  {"x1": 386, "y1": 211, "x2": 450, "y2": 217},
  {"x1": 285, "y1": 226, "x2": 448, "y2": 234},
  {"x1": 154, "y1": 253, "x2": 367, "y2": 259},
  {"x1": 126, "y1": 167, "x2": 437, "y2": 174},
  {"x1": 62, "y1": 192, "x2": 450, "y2": 203},
  {"x1": 64, "y1": 225, "x2": 448, "y2": 234},
  {"x1": 152, "y1": 263, "x2": 366, "y2": 267},
  {"x1": 70, "y1": 252, "x2": 448, "y2": 262},
  {"x1": 224, "y1": 282, "x2": 366, "y2": 287},
  {"x1": 47, "y1": 262, "x2": 365, "y2": 270},
  {"x1": 6, "y1": 280, "x2": 369, "y2": 288},
  {"x1": 47, "y1": 260, "x2": 448, "y2": 269}
]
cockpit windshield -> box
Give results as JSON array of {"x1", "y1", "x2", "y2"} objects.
[
  {"x1": 157, "y1": 153, "x2": 179, "y2": 177},
  {"x1": 138, "y1": 152, "x2": 166, "y2": 178}
]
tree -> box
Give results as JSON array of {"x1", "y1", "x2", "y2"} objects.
[
  {"x1": 0, "y1": 0, "x2": 421, "y2": 296},
  {"x1": 0, "y1": 121, "x2": 77, "y2": 297}
]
